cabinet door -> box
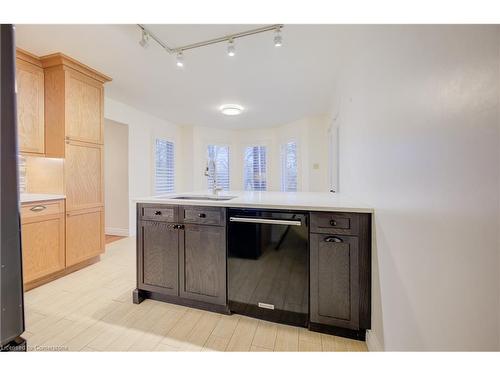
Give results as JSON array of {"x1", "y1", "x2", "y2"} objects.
[
  {"x1": 139, "y1": 221, "x2": 179, "y2": 295},
  {"x1": 310, "y1": 234, "x2": 359, "y2": 329},
  {"x1": 21, "y1": 204, "x2": 65, "y2": 283},
  {"x1": 66, "y1": 207, "x2": 104, "y2": 267},
  {"x1": 65, "y1": 140, "x2": 103, "y2": 211},
  {"x1": 16, "y1": 59, "x2": 45, "y2": 155},
  {"x1": 180, "y1": 224, "x2": 226, "y2": 305},
  {"x1": 65, "y1": 69, "x2": 103, "y2": 144}
]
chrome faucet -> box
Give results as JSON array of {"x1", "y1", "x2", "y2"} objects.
[{"x1": 205, "y1": 159, "x2": 222, "y2": 196}]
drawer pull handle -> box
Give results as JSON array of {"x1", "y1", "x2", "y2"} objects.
[
  {"x1": 30, "y1": 205, "x2": 47, "y2": 212},
  {"x1": 324, "y1": 236, "x2": 343, "y2": 243},
  {"x1": 154, "y1": 210, "x2": 162, "y2": 216},
  {"x1": 198, "y1": 213, "x2": 206, "y2": 218},
  {"x1": 329, "y1": 219, "x2": 337, "y2": 226}
]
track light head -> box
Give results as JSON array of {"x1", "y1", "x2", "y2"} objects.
[
  {"x1": 227, "y1": 39, "x2": 236, "y2": 57},
  {"x1": 176, "y1": 51, "x2": 184, "y2": 68},
  {"x1": 274, "y1": 28, "x2": 283, "y2": 47},
  {"x1": 139, "y1": 30, "x2": 150, "y2": 48}
]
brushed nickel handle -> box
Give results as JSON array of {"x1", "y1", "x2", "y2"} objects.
[
  {"x1": 229, "y1": 217, "x2": 302, "y2": 226},
  {"x1": 324, "y1": 236, "x2": 343, "y2": 243},
  {"x1": 30, "y1": 205, "x2": 47, "y2": 212}
]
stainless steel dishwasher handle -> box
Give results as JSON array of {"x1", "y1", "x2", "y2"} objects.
[{"x1": 229, "y1": 217, "x2": 302, "y2": 226}]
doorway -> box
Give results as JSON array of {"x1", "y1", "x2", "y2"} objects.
[{"x1": 104, "y1": 119, "x2": 129, "y2": 240}]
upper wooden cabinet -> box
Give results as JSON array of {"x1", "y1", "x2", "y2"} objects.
[
  {"x1": 16, "y1": 49, "x2": 45, "y2": 155},
  {"x1": 41, "y1": 53, "x2": 111, "y2": 157}
]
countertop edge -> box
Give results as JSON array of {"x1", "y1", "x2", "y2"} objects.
[{"x1": 133, "y1": 198, "x2": 374, "y2": 213}]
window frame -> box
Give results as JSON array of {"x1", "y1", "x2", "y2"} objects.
[
  {"x1": 243, "y1": 144, "x2": 268, "y2": 191},
  {"x1": 153, "y1": 137, "x2": 175, "y2": 195},
  {"x1": 280, "y1": 140, "x2": 298, "y2": 192},
  {"x1": 207, "y1": 144, "x2": 230, "y2": 191}
]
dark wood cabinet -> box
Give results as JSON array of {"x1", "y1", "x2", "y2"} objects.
[
  {"x1": 138, "y1": 221, "x2": 179, "y2": 296},
  {"x1": 180, "y1": 224, "x2": 226, "y2": 305},
  {"x1": 310, "y1": 233, "x2": 359, "y2": 329},
  {"x1": 309, "y1": 212, "x2": 371, "y2": 339},
  {"x1": 135, "y1": 204, "x2": 371, "y2": 341},
  {"x1": 135, "y1": 204, "x2": 228, "y2": 311}
]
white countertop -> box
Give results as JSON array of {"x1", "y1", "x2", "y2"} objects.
[
  {"x1": 20, "y1": 193, "x2": 66, "y2": 204},
  {"x1": 135, "y1": 191, "x2": 373, "y2": 213}
]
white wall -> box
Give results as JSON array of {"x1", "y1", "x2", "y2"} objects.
[
  {"x1": 104, "y1": 97, "x2": 185, "y2": 235},
  {"x1": 331, "y1": 25, "x2": 500, "y2": 351},
  {"x1": 189, "y1": 115, "x2": 331, "y2": 192},
  {"x1": 104, "y1": 119, "x2": 129, "y2": 236}
]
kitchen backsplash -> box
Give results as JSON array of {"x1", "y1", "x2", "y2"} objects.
[{"x1": 18, "y1": 154, "x2": 26, "y2": 193}]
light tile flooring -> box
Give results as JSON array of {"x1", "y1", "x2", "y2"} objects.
[{"x1": 23, "y1": 236, "x2": 367, "y2": 352}]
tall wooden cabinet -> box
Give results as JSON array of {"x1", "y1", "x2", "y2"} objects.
[
  {"x1": 16, "y1": 49, "x2": 45, "y2": 155},
  {"x1": 40, "y1": 53, "x2": 111, "y2": 267}
]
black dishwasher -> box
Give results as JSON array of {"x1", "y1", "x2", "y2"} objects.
[{"x1": 227, "y1": 208, "x2": 309, "y2": 327}]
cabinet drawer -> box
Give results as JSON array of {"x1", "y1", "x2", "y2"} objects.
[
  {"x1": 181, "y1": 206, "x2": 225, "y2": 226},
  {"x1": 21, "y1": 200, "x2": 64, "y2": 220},
  {"x1": 139, "y1": 204, "x2": 177, "y2": 222},
  {"x1": 310, "y1": 212, "x2": 359, "y2": 235}
]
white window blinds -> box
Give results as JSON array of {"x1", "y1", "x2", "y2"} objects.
[
  {"x1": 207, "y1": 145, "x2": 230, "y2": 191},
  {"x1": 281, "y1": 141, "x2": 298, "y2": 192},
  {"x1": 155, "y1": 139, "x2": 174, "y2": 194},
  {"x1": 244, "y1": 146, "x2": 267, "y2": 191}
]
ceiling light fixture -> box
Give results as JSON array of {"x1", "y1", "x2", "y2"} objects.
[
  {"x1": 176, "y1": 51, "x2": 184, "y2": 68},
  {"x1": 274, "y1": 27, "x2": 283, "y2": 47},
  {"x1": 137, "y1": 24, "x2": 284, "y2": 68},
  {"x1": 220, "y1": 104, "x2": 244, "y2": 116},
  {"x1": 227, "y1": 39, "x2": 235, "y2": 57},
  {"x1": 139, "y1": 30, "x2": 150, "y2": 48}
]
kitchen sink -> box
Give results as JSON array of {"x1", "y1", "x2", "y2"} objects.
[{"x1": 165, "y1": 194, "x2": 237, "y2": 201}]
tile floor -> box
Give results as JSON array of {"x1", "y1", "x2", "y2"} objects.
[{"x1": 23, "y1": 236, "x2": 368, "y2": 352}]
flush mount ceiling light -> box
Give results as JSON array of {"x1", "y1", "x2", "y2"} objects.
[
  {"x1": 220, "y1": 104, "x2": 244, "y2": 116},
  {"x1": 137, "y1": 24, "x2": 284, "y2": 68}
]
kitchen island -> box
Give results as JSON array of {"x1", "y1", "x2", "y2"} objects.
[{"x1": 134, "y1": 191, "x2": 372, "y2": 340}]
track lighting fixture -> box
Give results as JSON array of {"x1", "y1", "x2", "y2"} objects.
[
  {"x1": 136, "y1": 24, "x2": 284, "y2": 68},
  {"x1": 227, "y1": 39, "x2": 236, "y2": 57},
  {"x1": 274, "y1": 27, "x2": 283, "y2": 47},
  {"x1": 139, "y1": 30, "x2": 150, "y2": 48},
  {"x1": 176, "y1": 51, "x2": 184, "y2": 68}
]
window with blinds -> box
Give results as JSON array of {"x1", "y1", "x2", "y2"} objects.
[
  {"x1": 154, "y1": 139, "x2": 174, "y2": 194},
  {"x1": 281, "y1": 141, "x2": 298, "y2": 192},
  {"x1": 244, "y1": 145, "x2": 267, "y2": 191},
  {"x1": 207, "y1": 145, "x2": 230, "y2": 191}
]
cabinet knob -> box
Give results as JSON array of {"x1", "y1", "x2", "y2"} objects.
[
  {"x1": 198, "y1": 213, "x2": 206, "y2": 218},
  {"x1": 329, "y1": 219, "x2": 337, "y2": 226},
  {"x1": 154, "y1": 210, "x2": 162, "y2": 216}
]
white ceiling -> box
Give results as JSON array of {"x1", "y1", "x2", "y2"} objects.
[{"x1": 15, "y1": 24, "x2": 342, "y2": 128}]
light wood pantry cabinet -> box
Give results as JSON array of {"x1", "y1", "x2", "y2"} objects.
[
  {"x1": 41, "y1": 53, "x2": 111, "y2": 158},
  {"x1": 40, "y1": 52, "x2": 110, "y2": 266},
  {"x1": 66, "y1": 207, "x2": 104, "y2": 267},
  {"x1": 21, "y1": 199, "x2": 65, "y2": 288},
  {"x1": 64, "y1": 140, "x2": 103, "y2": 211},
  {"x1": 16, "y1": 49, "x2": 45, "y2": 155}
]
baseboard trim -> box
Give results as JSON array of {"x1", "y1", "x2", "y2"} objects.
[
  {"x1": 105, "y1": 227, "x2": 129, "y2": 236},
  {"x1": 366, "y1": 329, "x2": 383, "y2": 351}
]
